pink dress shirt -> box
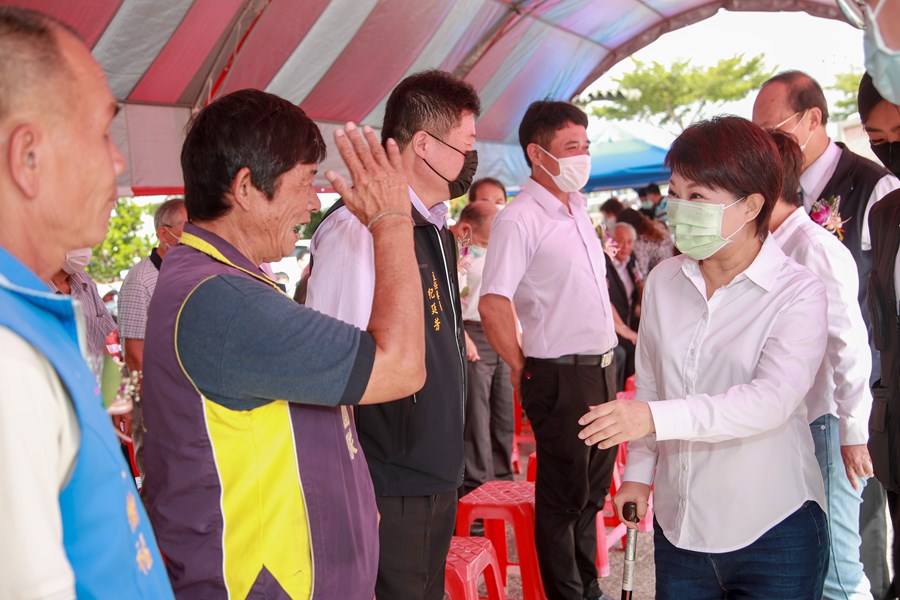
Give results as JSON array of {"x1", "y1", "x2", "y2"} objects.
[{"x1": 480, "y1": 177, "x2": 616, "y2": 358}]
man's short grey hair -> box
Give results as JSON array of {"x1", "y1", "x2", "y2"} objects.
[
  {"x1": 458, "y1": 200, "x2": 497, "y2": 230},
  {"x1": 153, "y1": 197, "x2": 186, "y2": 230},
  {"x1": 614, "y1": 221, "x2": 637, "y2": 240},
  {"x1": 0, "y1": 7, "x2": 74, "y2": 120}
]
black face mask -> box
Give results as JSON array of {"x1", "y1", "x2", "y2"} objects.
[
  {"x1": 422, "y1": 131, "x2": 478, "y2": 199},
  {"x1": 872, "y1": 141, "x2": 900, "y2": 177}
]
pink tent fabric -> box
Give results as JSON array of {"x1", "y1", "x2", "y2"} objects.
[{"x1": 12, "y1": 0, "x2": 848, "y2": 194}]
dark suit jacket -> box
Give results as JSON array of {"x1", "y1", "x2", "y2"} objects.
[
  {"x1": 868, "y1": 189, "x2": 900, "y2": 491},
  {"x1": 606, "y1": 254, "x2": 640, "y2": 329}
]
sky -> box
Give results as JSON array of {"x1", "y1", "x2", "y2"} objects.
[{"x1": 580, "y1": 8, "x2": 866, "y2": 144}]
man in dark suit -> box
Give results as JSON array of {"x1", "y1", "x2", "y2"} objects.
[
  {"x1": 754, "y1": 69, "x2": 900, "y2": 599},
  {"x1": 606, "y1": 222, "x2": 640, "y2": 390}
]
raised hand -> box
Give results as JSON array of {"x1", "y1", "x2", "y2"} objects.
[{"x1": 325, "y1": 122, "x2": 410, "y2": 228}]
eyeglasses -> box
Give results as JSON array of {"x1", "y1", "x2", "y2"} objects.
[
  {"x1": 835, "y1": 0, "x2": 866, "y2": 29},
  {"x1": 773, "y1": 110, "x2": 807, "y2": 133}
]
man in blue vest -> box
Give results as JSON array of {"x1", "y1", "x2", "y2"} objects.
[{"x1": 0, "y1": 8, "x2": 173, "y2": 599}]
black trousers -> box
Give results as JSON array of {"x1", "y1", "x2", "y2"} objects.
[
  {"x1": 614, "y1": 335, "x2": 635, "y2": 392},
  {"x1": 462, "y1": 322, "x2": 514, "y2": 494},
  {"x1": 522, "y1": 357, "x2": 618, "y2": 600},
  {"x1": 374, "y1": 490, "x2": 457, "y2": 600},
  {"x1": 860, "y1": 478, "x2": 891, "y2": 598}
]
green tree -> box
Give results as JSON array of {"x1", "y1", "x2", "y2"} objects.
[
  {"x1": 829, "y1": 68, "x2": 864, "y2": 121},
  {"x1": 88, "y1": 198, "x2": 155, "y2": 283},
  {"x1": 586, "y1": 55, "x2": 775, "y2": 134},
  {"x1": 302, "y1": 209, "x2": 327, "y2": 240}
]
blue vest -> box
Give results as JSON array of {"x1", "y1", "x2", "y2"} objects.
[{"x1": 0, "y1": 247, "x2": 173, "y2": 599}]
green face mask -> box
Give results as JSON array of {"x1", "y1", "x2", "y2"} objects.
[{"x1": 667, "y1": 196, "x2": 747, "y2": 260}]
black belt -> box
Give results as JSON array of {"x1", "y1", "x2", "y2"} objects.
[{"x1": 529, "y1": 350, "x2": 614, "y2": 368}]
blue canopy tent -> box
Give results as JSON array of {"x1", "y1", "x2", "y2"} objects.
[{"x1": 585, "y1": 136, "x2": 671, "y2": 191}]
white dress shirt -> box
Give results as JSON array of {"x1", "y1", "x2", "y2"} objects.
[
  {"x1": 772, "y1": 207, "x2": 872, "y2": 445},
  {"x1": 800, "y1": 139, "x2": 900, "y2": 251},
  {"x1": 118, "y1": 252, "x2": 159, "y2": 340},
  {"x1": 480, "y1": 178, "x2": 616, "y2": 358},
  {"x1": 460, "y1": 252, "x2": 486, "y2": 322},
  {"x1": 624, "y1": 236, "x2": 827, "y2": 553},
  {"x1": 307, "y1": 187, "x2": 447, "y2": 329},
  {"x1": 0, "y1": 327, "x2": 79, "y2": 600},
  {"x1": 895, "y1": 251, "x2": 900, "y2": 317}
]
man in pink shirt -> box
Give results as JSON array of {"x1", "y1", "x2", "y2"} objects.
[{"x1": 480, "y1": 101, "x2": 617, "y2": 600}]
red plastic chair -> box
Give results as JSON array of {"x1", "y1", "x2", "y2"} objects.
[
  {"x1": 456, "y1": 481, "x2": 546, "y2": 600},
  {"x1": 445, "y1": 536, "x2": 507, "y2": 600},
  {"x1": 513, "y1": 392, "x2": 535, "y2": 445},
  {"x1": 125, "y1": 441, "x2": 141, "y2": 490},
  {"x1": 511, "y1": 439, "x2": 521, "y2": 475}
]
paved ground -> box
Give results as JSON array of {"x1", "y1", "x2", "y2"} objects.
[
  {"x1": 498, "y1": 527, "x2": 656, "y2": 599},
  {"x1": 457, "y1": 446, "x2": 657, "y2": 599}
]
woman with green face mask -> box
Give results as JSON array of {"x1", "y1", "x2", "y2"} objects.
[{"x1": 578, "y1": 116, "x2": 830, "y2": 599}]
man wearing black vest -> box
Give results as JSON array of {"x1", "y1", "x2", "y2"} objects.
[
  {"x1": 306, "y1": 70, "x2": 479, "y2": 600},
  {"x1": 754, "y1": 70, "x2": 900, "y2": 600},
  {"x1": 859, "y1": 70, "x2": 900, "y2": 599}
]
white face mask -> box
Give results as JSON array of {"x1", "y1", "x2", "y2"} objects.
[
  {"x1": 775, "y1": 110, "x2": 813, "y2": 152},
  {"x1": 537, "y1": 146, "x2": 591, "y2": 193},
  {"x1": 864, "y1": 0, "x2": 900, "y2": 105},
  {"x1": 63, "y1": 247, "x2": 92, "y2": 274}
]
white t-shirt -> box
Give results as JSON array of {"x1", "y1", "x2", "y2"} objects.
[{"x1": 0, "y1": 326, "x2": 79, "y2": 600}]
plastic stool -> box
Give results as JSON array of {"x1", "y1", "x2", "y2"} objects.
[
  {"x1": 445, "y1": 536, "x2": 507, "y2": 600},
  {"x1": 456, "y1": 481, "x2": 546, "y2": 600},
  {"x1": 526, "y1": 451, "x2": 537, "y2": 483},
  {"x1": 511, "y1": 440, "x2": 521, "y2": 475}
]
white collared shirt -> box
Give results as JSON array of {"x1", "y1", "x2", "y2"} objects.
[
  {"x1": 307, "y1": 186, "x2": 445, "y2": 329},
  {"x1": 800, "y1": 139, "x2": 900, "y2": 251},
  {"x1": 460, "y1": 252, "x2": 486, "y2": 322},
  {"x1": 772, "y1": 207, "x2": 872, "y2": 444},
  {"x1": 0, "y1": 327, "x2": 79, "y2": 599},
  {"x1": 480, "y1": 178, "x2": 616, "y2": 358},
  {"x1": 624, "y1": 236, "x2": 827, "y2": 553}
]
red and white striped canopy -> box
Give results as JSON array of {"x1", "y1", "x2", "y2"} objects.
[{"x1": 13, "y1": 0, "x2": 847, "y2": 195}]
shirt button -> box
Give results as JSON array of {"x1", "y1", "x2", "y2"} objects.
[{"x1": 702, "y1": 311, "x2": 708, "y2": 319}]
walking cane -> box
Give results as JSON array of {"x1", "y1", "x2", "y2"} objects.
[{"x1": 621, "y1": 501, "x2": 639, "y2": 600}]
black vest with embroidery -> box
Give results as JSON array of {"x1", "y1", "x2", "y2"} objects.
[
  {"x1": 315, "y1": 200, "x2": 467, "y2": 496},
  {"x1": 866, "y1": 190, "x2": 900, "y2": 490},
  {"x1": 818, "y1": 143, "x2": 891, "y2": 307}
]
